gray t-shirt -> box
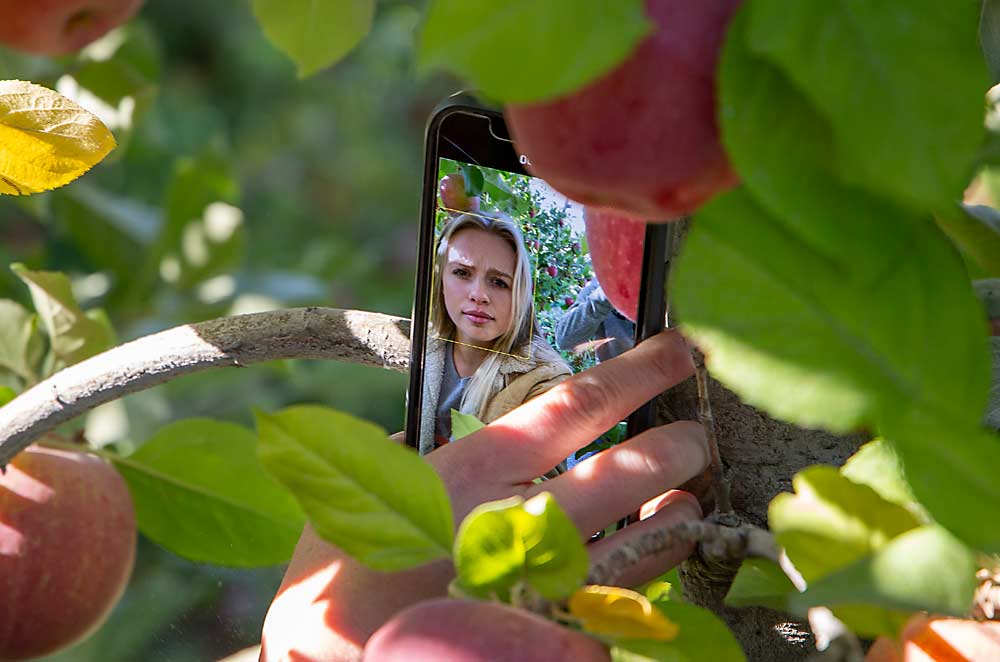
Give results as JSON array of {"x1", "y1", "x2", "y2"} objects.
[{"x1": 435, "y1": 343, "x2": 471, "y2": 443}]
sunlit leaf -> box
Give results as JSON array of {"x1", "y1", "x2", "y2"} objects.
[
  {"x1": 450, "y1": 409, "x2": 484, "y2": 440},
  {"x1": 0, "y1": 80, "x2": 116, "y2": 195},
  {"x1": 685, "y1": 12, "x2": 992, "y2": 435},
  {"x1": 839, "y1": 439, "x2": 919, "y2": 512},
  {"x1": 454, "y1": 491, "x2": 587, "y2": 601},
  {"x1": 256, "y1": 405, "x2": 453, "y2": 571},
  {"x1": 252, "y1": 0, "x2": 375, "y2": 78},
  {"x1": 418, "y1": 0, "x2": 650, "y2": 103},
  {"x1": 790, "y1": 526, "x2": 979, "y2": 637},
  {"x1": 114, "y1": 419, "x2": 306, "y2": 567},
  {"x1": 769, "y1": 466, "x2": 922, "y2": 583},
  {"x1": 11, "y1": 264, "x2": 115, "y2": 367},
  {"x1": 571, "y1": 585, "x2": 678, "y2": 641},
  {"x1": 0, "y1": 385, "x2": 14, "y2": 407}
]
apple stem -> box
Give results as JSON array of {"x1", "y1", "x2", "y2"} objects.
[{"x1": 691, "y1": 347, "x2": 733, "y2": 516}]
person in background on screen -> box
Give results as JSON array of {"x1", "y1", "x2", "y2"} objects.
[{"x1": 555, "y1": 278, "x2": 635, "y2": 364}]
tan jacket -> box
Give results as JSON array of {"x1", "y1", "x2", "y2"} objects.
[{"x1": 418, "y1": 336, "x2": 572, "y2": 455}]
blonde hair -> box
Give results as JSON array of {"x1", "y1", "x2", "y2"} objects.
[{"x1": 431, "y1": 212, "x2": 537, "y2": 419}]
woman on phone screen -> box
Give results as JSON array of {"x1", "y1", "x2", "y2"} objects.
[{"x1": 419, "y1": 212, "x2": 571, "y2": 455}]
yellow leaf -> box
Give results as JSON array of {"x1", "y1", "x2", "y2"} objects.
[
  {"x1": 569, "y1": 585, "x2": 680, "y2": 641},
  {"x1": 0, "y1": 80, "x2": 116, "y2": 196}
]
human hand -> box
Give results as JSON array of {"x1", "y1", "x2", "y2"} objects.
[{"x1": 260, "y1": 330, "x2": 708, "y2": 662}]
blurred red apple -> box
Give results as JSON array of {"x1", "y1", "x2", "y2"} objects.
[
  {"x1": 439, "y1": 174, "x2": 480, "y2": 213},
  {"x1": 0, "y1": 445, "x2": 136, "y2": 660},
  {"x1": 0, "y1": 0, "x2": 144, "y2": 55},
  {"x1": 505, "y1": 0, "x2": 742, "y2": 220},
  {"x1": 363, "y1": 598, "x2": 610, "y2": 662},
  {"x1": 585, "y1": 207, "x2": 646, "y2": 321},
  {"x1": 866, "y1": 615, "x2": 1000, "y2": 662},
  {"x1": 546, "y1": 265, "x2": 558, "y2": 278}
]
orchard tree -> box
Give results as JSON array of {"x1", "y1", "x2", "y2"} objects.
[{"x1": 1, "y1": 1, "x2": 1000, "y2": 662}]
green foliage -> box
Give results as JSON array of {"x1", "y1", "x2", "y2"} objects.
[
  {"x1": 453, "y1": 492, "x2": 588, "y2": 601},
  {"x1": 791, "y1": 525, "x2": 978, "y2": 637},
  {"x1": 982, "y1": 0, "x2": 1000, "y2": 84},
  {"x1": 450, "y1": 408, "x2": 485, "y2": 440},
  {"x1": 255, "y1": 405, "x2": 454, "y2": 571},
  {"x1": 839, "y1": 438, "x2": 920, "y2": 512},
  {"x1": 0, "y1": 385, "x2": 14, "y2": 407},
  {"x1": 769, "y1": 466, "x2": 922, "y2": 583},
  {"x1": 12, "y1": 263, "x2": 115, "y2": 369},
  {"x1": 418, "y1": 0, "x2": 651, "y2": 104},
  {"x1": 113, "y1": 419, "x2": 306, "y2": 567},
  {"x1": 611, "y1": 602, "x2": 744, "y2": 662},
  {"x1": 0, "y1": 299, "x2": 42, "y2": 385},
  {"x1": 252, "y1": 0, "x2": 376, "y2": 78},
  {"x1": 725, "y1": 558, "x2": 798, "y2": 612},
  {"x1": 674, "y1": 2, "x2": 999, "y2": 560},
  {"x1": 745, "y1": 1, "x2": 987, "y2": 212}
]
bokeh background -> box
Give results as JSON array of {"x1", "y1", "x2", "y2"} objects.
[{"x1": 0, "y1": 1, "x2": 458, "y2": 659}]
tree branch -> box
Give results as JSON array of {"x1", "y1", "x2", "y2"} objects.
[
  {"x1": 587, "y1": 519, "x2": 779, "y2": 586},
  {"x1": 0, "y1": 307, "x2": 411, "y2": 466}
]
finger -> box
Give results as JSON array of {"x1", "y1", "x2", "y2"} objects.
[
  {"x1": 587, "y1": 491, "x2": 702, "y2": 588},
  {"x1": 526, "y1": 420, "x2": 708, "y2": 537},
  {"x1": 447, "y1": 330, "x2": 695, "y2": 482}
]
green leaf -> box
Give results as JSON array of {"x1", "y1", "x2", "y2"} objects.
[
  {"x1": 936, "y1": 204, "x2": 1000, "y2": 277},
  {"x1": 454, "y1": 491, "x2": 588, "y2": 601},
  {"x1": 0, "y1": 299, "x2": 41, "y2": 384},
  {"x1": 450, "y1": 409, "x2": 485, "y2": 440},
  {"x1": 673, "y1": 188, "x2": 989, "y2": 434},
  {"x1": 256, "y1": 405, "x2": 453, "y2": 571},
  {"x1": 745, "y1": 0, "x2": 988, "y2": 211},
  {"x1": 612, "y1": 602, "x2": 745, "y2": 662},
  {"x1": 252, "y1": 0, "x2": 376, "y2": 78},
  {"x1": 11, "y1": 264, "x2": 115, "y2": 366},
  {"x1": 839, "y1": 439, "x2": 919, "y2": 512},
  {"x1": 769, "y1": 466, "x2": 922, "y2": 583},
  {"x1": 790, "y1": 525, "x2": 979, "y2": 637},
  {"x1": 882, "y1": 409, "x2": 1000, "y2": 553},
  {"x1": 460, "y1": 163, "x2": 485, "y2": 198},
  {"x1": 0, "y1": 385, "x2": 15, "y2": 407},
  {"x1": 418, "y1": 0, "x2": 651, "y2": 104},
  {"x1": 724, "y1": 557, "x2": 797, "y2": 611},
  {"x1": 114, "y1": 419, "x2": 306, "y2": 567},
  {"x1": 982, "y1": 0, "x2": 1000, "y2": 84}
]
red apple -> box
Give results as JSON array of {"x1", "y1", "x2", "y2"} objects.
[
  {"x1": 584, "y1": 207, "x2": 646, "y2": 321},
  {"x1": 363, "y1": 598, "x2": 610, "y2": 662},
  {"x1": 505, "y1": 0, "x2": 742, "y2": 220},
  {"x1": 546, "y1": 265, "x2": 558, "y2": 278},
  {"x1": 439, "y1": 174, "x2": 480, "y2": 213},
  {"x1": 0, "y1": 0, "x2": 144, "y2": 56},
  {"x1": 565, "y1": 297, "x2": 575, "y2": 307},
  {"x1": 866, "y1": 615, "x2": 1000, "y2": 661},
  {"x1": 0, "y1": 445, "x2": 136, "y2": 660}
]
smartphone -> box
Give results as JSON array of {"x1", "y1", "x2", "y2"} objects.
[{"x1": 405, "y1": 97, "x2": 670, "y2": 489}]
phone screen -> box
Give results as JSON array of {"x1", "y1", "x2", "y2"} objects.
[{"x1": 409, "y1": 143, "x2": 645, "y2": 459}]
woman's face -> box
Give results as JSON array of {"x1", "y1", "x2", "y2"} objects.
[{"x1": 441, "y1": 227, "x2": 516, "y2": 347}]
